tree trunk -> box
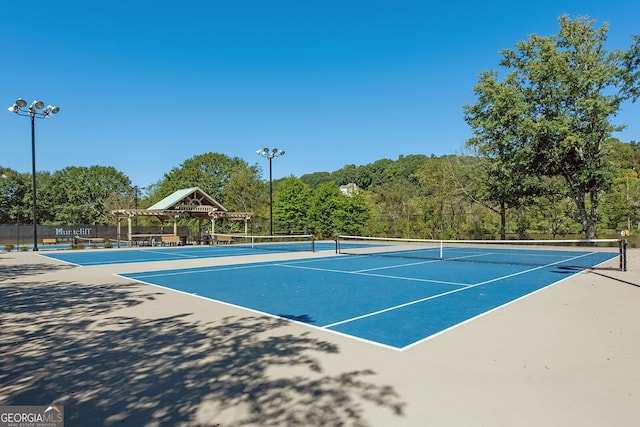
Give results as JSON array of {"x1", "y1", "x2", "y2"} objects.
[
  {"x1": 573, "y1": 190, "x2": 598, "y2": 240},
  {"x1": 586, "y1": 189, "x2": 599, "y2": 240}
]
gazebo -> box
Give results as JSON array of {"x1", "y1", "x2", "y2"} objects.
[{"x1": 110, "y1": 187, "x2": 252, "y2": 246}]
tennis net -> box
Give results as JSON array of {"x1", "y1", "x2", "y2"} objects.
[
  {"x1": 212, "y1": 233, "x2": 315, "y2": 252},
  {"x1": 336, "y1": 235, "x2": 627, "y2": 271},
  {"x1": 73, "y1": 236, "x2": 106, "y2": 245}
]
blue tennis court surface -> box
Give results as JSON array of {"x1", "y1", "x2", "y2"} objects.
[
  {"x1": 119, "y1": 249, "x2": 618, "y2": 350},
  {"x1": 41, "y1": 241, "x2": 334, "y2": 266}
]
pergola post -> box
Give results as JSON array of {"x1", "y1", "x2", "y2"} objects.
[
  {"x1": 116, "y1": 217, "x2": 122, "y2": 248},
  {"x1": 127, "y1": 214, "x2": 134, "y2": 246}
]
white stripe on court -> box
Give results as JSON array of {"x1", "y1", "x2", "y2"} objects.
[
  {"x1": 350, "y1": 252, "x2": 490, "y2": 273},
  {"x1": 273, "y1": 263, "x2": 471, "y2": 287},
  {"x1": 125, "y1": 263, "x2": 269, "y2": 279}
]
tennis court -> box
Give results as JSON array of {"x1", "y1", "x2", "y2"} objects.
[
  {"x1": 42, "y1": 236, "x2": 325, "y2": 266},
  {"x1": 118, "y1": 240, "x2": 620, "y2": 350}
]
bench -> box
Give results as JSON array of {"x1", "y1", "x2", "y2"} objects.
[
  {"x1": 161, "y1": 235, "x2": 181, "y2": 246},
  {"x1": 214, "y1": 235, "x2": 233, "y2": 244},
  {"x1": 42, "y1": 238, "x2": 57, "y2": 245}
]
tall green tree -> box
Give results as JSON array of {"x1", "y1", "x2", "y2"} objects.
[
  {"x1": 464, "y1": 70, "x2": 543, "y2": 239},
  {"x1": 273, "y1": 177, "x2": 312, "y2": 233},
  {"x1": 309, "y1": 183, "x2": 370, "y2": 238},
  {"x1": 367, "y1": 181, "x2": 419, "y2": 238},
  {"x1": 299, "y1": 171, "x2": 333, "y2": 190},
  {"x1": 0, "y1": 168, "x2": 30, "y2": 224},
  {"x1": 466, "y1": 15, "x2": 640, "y2": 239},
  {"x1": 601, "y1": 140, "x2": 640, "y2": 230},
  {"x1": 335, "y1": 189, "x2": 370, "y2": 236},
  {"x1": 155, "y1": 152, "x2": 259, "y2": 207},
  {"x1": 413, "y1": 156, "x2": 477, "y2": 239},
  {"x1": 47, "y1": 166, "x2": 131, "y2": 225}
]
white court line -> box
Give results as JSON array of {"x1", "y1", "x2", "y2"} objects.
[
  {"x1": 350, "y1": 252, "x2": 489, "y2": 273},
  {"x1": 125, "y1": 262, "x2": 269, "y2": 279},
  {"x1": 274, "y1": 263, "x2": 471, "y2": 287}
]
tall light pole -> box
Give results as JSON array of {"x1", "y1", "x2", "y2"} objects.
[
  {"x1": 256, "y1": 147, "x2": 285, "y2": 235},
  {"x1": 8, "y1": 98, "x2": 60, "y2": 251}
]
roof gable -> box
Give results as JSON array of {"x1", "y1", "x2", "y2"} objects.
[{"x1": 147, "y1": 187, "x2": 227, "y2": 212}]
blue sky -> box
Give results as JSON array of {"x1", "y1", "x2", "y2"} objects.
[{"x1": 2, "y1": 1, "x2": 639, "y2": 189}]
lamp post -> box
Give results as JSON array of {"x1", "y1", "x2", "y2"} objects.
[
  {"x1": 256, "y1": 147, "x2": 285, "y2": 235},
  {"x1": 8, "y1": 98, "x2": 60, "y2": 251}
]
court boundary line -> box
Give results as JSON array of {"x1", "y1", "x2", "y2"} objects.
[
  {"x1": 128, "y1": 263, "x2": 271, "y2": 279},
  {"x1": 36, "y1": 252, "x2": 81, "y2": 266},
  {"x1": 273, "y1": 262, "x2": 471, "y2": 287}
]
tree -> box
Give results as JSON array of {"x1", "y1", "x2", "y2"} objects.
[
  {"x1": 299, "y1": 171, "x2": 333, "y2": 189},
  {"x1": 309, "y1": 183, "x2": 370, "y2": 238},
  {"x1": 47, "y1": 166, "x2": 131, "y2": 225},
  {"x1": 600, "y1": 169, "x2": 640, "y2": 230},
  {"x1": 334, "y1": 188, "x2": 370, "y2": 236},
  {"x1": 0, "y1": 168, "x2": 30, "y2": 224},
  {"x1": 600, "y1": 140, "x2": 640, "y2": 230},
  {"x1": 466, "y1": 15, "x2": 640, "y2": 239},
  {"x1": 413, "y1": 156, "x2": 478, "y2": 239},
  {"x1": 155, "y1": 152, "x2": 259, "y2": 207},
  {"x1": 222, "y1": 167, "x2": 264, "y2": 213},
  {"x1": 367, "y1": 181, "x2": 419, "y2": 238},
  {"x1": 464, "y1": 70, "x2": 544, "y2": 239},
  {"x1": 272, "y1": 177, "x2": 312, "y2": 233}
]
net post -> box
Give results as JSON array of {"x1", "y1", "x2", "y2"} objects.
[
  {"x1": 311, "y1": 236, "x2": 315, "y2": 252},
  {"x1": 439, "y1": 240, "x2": 444, "y2": 259},
  {"x1": 620, "y1": 239, "x2": 627, "y2": 272},
  {"x1": 335, "y1": 235, "x2": 340, "y2": 254}
]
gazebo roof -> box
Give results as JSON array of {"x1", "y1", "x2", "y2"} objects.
[
  {"x1": 111, "y1": 187, "x2": 252, "y2": 221},
  {"x1": 147, "y1": 187, "x2": 227, "y2": 211}
]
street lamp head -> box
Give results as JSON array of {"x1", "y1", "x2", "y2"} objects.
[
  {"x1": 9, "y1": 99, "x2": 60, "y2": 118},
  {"x1": 257, "y1": 147, "x2": 285, "y2": 159}
]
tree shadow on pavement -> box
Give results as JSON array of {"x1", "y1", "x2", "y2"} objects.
[
  {"x1": 0, "y1": 261, "x2": 74, "y2": 280},
  {"x1": 0, "y1": 277, "x2": 405, "y2": 426}
]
